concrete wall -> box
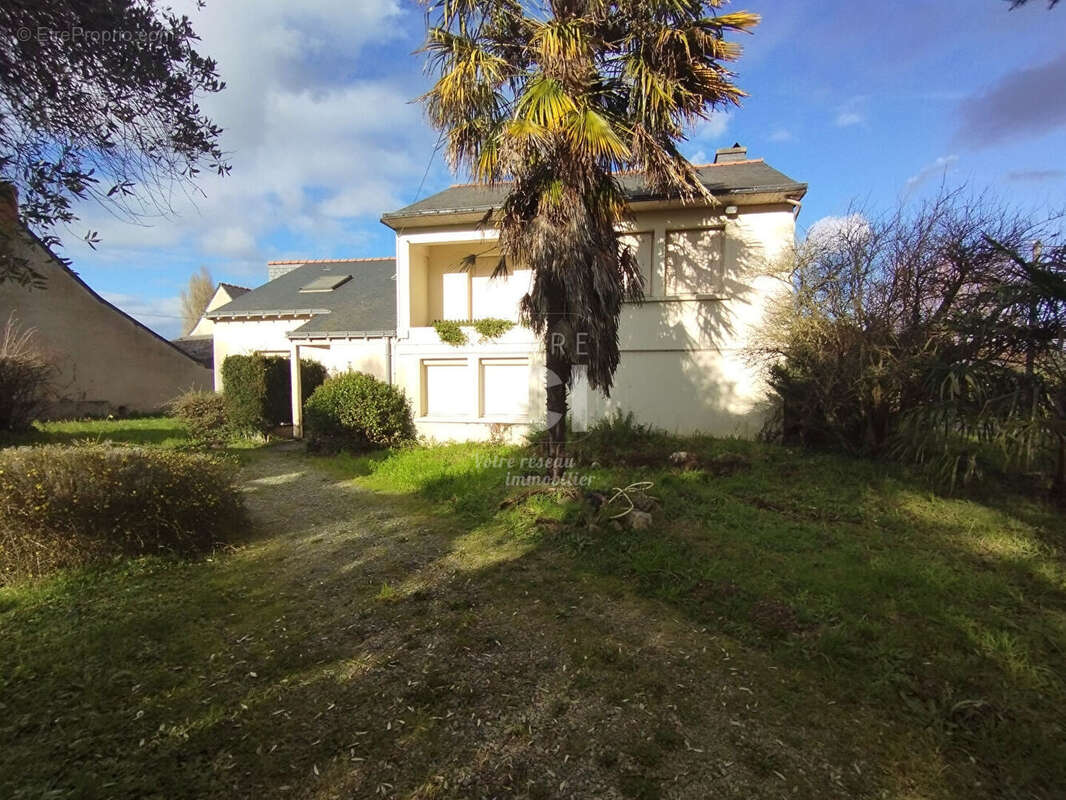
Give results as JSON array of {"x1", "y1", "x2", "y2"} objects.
[
  {"x1": 211, "y1": 316, "x2": 390, "y2": 390},
  {"x1": 392, "y1": 202, "x2": 795, "y2": 441},
  {"x1": 295, "y1": 338, "x2": 390, "y2": 382},
  {"x1": 0, "y1": 231, "x2": 213, "y2": 418},
  {"x1": 211, "y1": 317, "x2": 308, "y2": 390}
]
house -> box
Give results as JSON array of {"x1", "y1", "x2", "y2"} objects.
[
  {"x1": 210, "y1": 144, "x2": 805, "y2": 441},
  {"x1": 205, "y1": 259, "x2": 396, "y2": 425},
  {"x1": 172, "y1": 282, "x2": 250, "y2": 368},
  {"x1": 380, "y1": 144, "x2": 806, "y2": 442},
  {"x1": 0, "y1": 185, "x2": 213, "y2": 418}
]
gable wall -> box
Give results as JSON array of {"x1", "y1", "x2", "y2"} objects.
[
  {"x1": 0, "y1": 236, "x2": 212, "y2": 418},
  {"x1": 188, "y1": 285, "x2": 240, "y2": 337}
]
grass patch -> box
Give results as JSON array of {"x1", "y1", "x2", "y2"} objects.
[
  {"x1": 1, "y1": 434, "x2": 1063, "y2": 798},
  {"x1": 322, "y1": 430, "x2": 1066, "y2": 797},
  {"x1": 1, "y1": 416, "x2": 194, "y2": 448},
  {"x1": 0, "y1": 416, "x2": 268, "y2": 452}
]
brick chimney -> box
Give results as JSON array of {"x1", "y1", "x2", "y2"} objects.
[
  {"x1": 267, "y1": 261, "x2": 305, "y2": 281},
  {"x1": 714, "y1": 143, "x2": 748, "y2": 164}
]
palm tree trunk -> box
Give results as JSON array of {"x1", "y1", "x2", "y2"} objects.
[{"x1": 544, "y1": 323, "x2": 568, "y2": 481}]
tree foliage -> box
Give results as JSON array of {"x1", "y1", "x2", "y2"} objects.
[
  {"x1": 754, "y1": 189, "x2": 1066, "y2": 500},
  {"x1": 0, "y1": 0, "x2": 229, "y2": 284},
  {"x1": 180, "y1": 266, "x2": 214, "y2": 335},
  {"x1": 419, "y1": 0, "x2": 758, "y2": 468}
]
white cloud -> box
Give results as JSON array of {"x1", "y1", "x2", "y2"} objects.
[
  {"x1": 768, "y1": 128, "x2": 793, "y2": 142},
  {"x1": 834, "y1": 96, "x2": 869, "y2": 128},
  {"x1": 804, "y1": 214, "x2": 872, "y2": 251},
  {"x1": 904, "y1": 154, "x2": 960, "y2": 191},
  {"x1": 835, "y1": 111, "x2": 865, "y2": 127},
  {"x1": 693, "y1": 111, "x2": 731, "y2": 140},
  {"x1": 202, "y1": 226, "x2": 259, "y2": 259},
  {"x1": 61, "y1": 0, "x2": 430, "y2": 279},
  {"x1": 101, "y1": 292, "x2": 185, "y2": 340}
]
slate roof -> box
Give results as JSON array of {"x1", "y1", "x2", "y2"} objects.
[
  {"x1": 381, "y1": 159, "x2": 807, "y2": 226},
  {"x1": 218, "y1": 282, "x2": 250, "y2": 297},
  {"x1": 206, "y1": 258, "x2": 396, "y2": 338},
  {"x1": 171, "y1": 335, "x2": 214, "y2": 368}
]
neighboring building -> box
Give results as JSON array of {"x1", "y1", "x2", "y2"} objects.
[
  {"x1": 0, "y1": 187, "x2": 213, "y2": 418},
  {"x1": 188, "y1": 282, "x2": 250, "y2": 337},
  {"x1": 172, "y1": 282, "x2": 250, "y2": 369},
  {"x1": 206, "y1": 259, "x2": 396, "y2": 424},
  {"x1": 210, "y1": 144, "x2": 805, "y2": 441}
]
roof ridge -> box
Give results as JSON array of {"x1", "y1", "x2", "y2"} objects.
[
  {"x1": 218, "y1": 282, "x2": 250, "y2": 291},
  {"x1": 447, "y1": 158, "x2": 768, "y2": 187},
  {"x1": 266, "y1": 257, "x2": 394, "y2": 265}
]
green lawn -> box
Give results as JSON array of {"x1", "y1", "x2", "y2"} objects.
[
  {"x1": 1, "y1": 429, "x2": 1063, "y2": 798},
  {"x1": 1, "y1": 416, "x2": 193, "y2": 448}
]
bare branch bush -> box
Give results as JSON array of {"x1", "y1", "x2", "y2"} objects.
[
  {"x1": 0, "y1": 313, "x2": 54, "y2": 431},
  {"x1": 751, "y1": 187, "x2": 1065, "y2": 495}
]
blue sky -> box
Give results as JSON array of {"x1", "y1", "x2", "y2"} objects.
[{"x1": 56, "y1": 0, "x2": 1066, "y2": 338}]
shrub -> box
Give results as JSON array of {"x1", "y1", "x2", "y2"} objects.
[
  {"x1": 221, "y1": 354, "x2": 327, "y2": 433},
  {"x1": 0, "y1": 314, "x2": 54, "y2": 432},
  {"x1": 433, "y1": 318, "x2": 516, "y2": 347},
  {"x1": 473, "y1": 317, "x2": 514, "y2": 341},
  {"x1": 304, "y1": 372, "x2": 415, "y2": 450},
  {"x1": 168, "y1": 389, "x2": 228, "y2": 445},
  {"x1": 432, "y1": 319, "x2": 467, "y2": 346},
  {"x1": 0, "y1": 444, "x2": 245, "y2": 582},
  {"x1": 529, "y1": 410, "x2": 676, "y2": 467}
]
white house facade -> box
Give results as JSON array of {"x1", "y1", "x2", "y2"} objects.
[
  {"x1": 205, "y1": 259, "x2": 397, "y2": 428},
  {"x1": 207, "y1": 144, "x2": 805, "y2": 441},
  {"x1": 381, "y1": 145, "x2": 805, "y2": 442}
]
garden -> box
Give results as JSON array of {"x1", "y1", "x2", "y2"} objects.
[
  {"x1": 3, "y1": 191, "x2": 1066, "y2": 796},
  {"x1": 1, "y1": 390, "x2": 1064, "y2": 797}
]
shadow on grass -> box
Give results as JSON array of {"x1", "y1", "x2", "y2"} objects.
[
  {"x1": 2, "y1": 442, "x2": 1064, "y2": 799},
  {"x1": 332, "y1": 437, "x2": 1066, "y2": 797}
]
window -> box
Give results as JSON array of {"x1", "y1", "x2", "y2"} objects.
[
  {"x1": 471, "y1": 259, "x2": 531, "y2": 321},
  {"x1": 440, "y1": 272, "x2": 470, "y2": 320},
  {"x1": 299, "y1": 274, "x2": 351, "y2": 292},
  {"x1": 664, "y1": 227, "x2": 724, "y2": 296},
  {"x1": 480, "y1": 358, "x2": 530, "y2": 418},
  {"x1": 619, "y1": 232, "x2": 654, "y2": 296},
  {"x1": 422, "y1": 359, "x2": 469, "y2": 417}
]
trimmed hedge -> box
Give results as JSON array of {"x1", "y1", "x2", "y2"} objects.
[
  {"x1": 221, "y1": 354, "x2": 327, "y2": 433},
  {"x1": 168, "y1": 389, "x2": 228, "y2": 445},
  {"x1": 0, "y1": 444, "x2": 245, "y2": 582},
  {"x1": 304, "y1": 372, "x2": 415, "y2": 450}
]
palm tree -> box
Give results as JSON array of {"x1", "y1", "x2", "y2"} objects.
[{"x1": 420, "y1": 0, "x2": 758, "y2": 471}]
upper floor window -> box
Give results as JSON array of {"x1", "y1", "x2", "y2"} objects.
[
  {"x1": 664, "y1": 227, "x2": 724, "y2": 296},
  {"x1": 619, "y1": 232, "x2": 654, "y2": 296}
]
